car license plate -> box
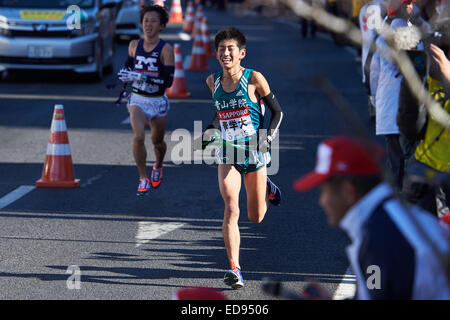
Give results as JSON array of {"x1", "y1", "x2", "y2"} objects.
[{"x1": 27, "y1": 46, "x2": 53, "y2": 58}]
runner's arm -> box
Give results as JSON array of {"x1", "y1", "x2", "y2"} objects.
[
  {"x1": 117, "y1": 40, "x2": 138, "y2": 83},
  {"x1": 141, "y1": 43, "x2": 175, "y2": 87},
  {"x1": 124, "y1": 40, "x2": 138, "y2": 69},
  {"x1": 205, "y1": 74, "x2": 219, "y2": 130},
  {"x1": 199, "y1": 74, "x2": 220, "y2": 149},
  {"x1": 252, "y1": 71, "x2": 283, "y2": 148},
  {"x1": 262, "y1": 92, "x2": 283, "y2": 142}
]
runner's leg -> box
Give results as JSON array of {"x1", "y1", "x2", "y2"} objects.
[
  {"x1": 129, "y1": 105, "x2": 148, "y2": 179},
  {"x1": 244, "y1": 165, "x2": 268, "y2": 224},
  {"x1": 218, "y1": 164, "x2": 242, "y2": 269},
  {"x1": 149, "y1": 115, "x2": 167, "y2": 168}
]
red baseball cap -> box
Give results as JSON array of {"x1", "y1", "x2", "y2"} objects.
[{"x1": 293, "y1": 136, "x2": 384, "y2": 192}]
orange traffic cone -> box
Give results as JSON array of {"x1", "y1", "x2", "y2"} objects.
[
  {"x1": 182, "y1": 1, "x2": 195, "y2": 33},
  {"x1": 202, "y1": 17, "x2": 214, "y2": 57},
  {"x1": 36, "y1": 104, "x2": 80, "y2": 188},
  {"x1": 169, "y1": 0, "x2": 184, "y2": 24},
  {"x1": 188, "y1": 30, "x2": 209, "y2": 71},
  {"x1": 191, "y1": 5, "x2": 204, "y2": 39},
  {"x1": 166, "y1": 44, "x2": 191, "y2": 98}
]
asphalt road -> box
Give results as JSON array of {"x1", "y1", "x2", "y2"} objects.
[{"x1": 0, "y1": 7, "x2": 378, "y2": 300}]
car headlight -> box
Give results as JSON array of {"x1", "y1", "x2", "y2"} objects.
[{"x1": 0, "y1": 16, "x2": 11, "y2": 37}]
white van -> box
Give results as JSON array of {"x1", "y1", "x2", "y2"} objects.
[{"x1": 0, "y1": 0, "x2": 118, "y2": 80}]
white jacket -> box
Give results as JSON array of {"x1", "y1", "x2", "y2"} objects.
[
  {"x1": 370, "y1": 18, "x2": 407, "y2": 135},
  {"x1": 359, "y1": 0, "x2": 382, "y2": 83}
]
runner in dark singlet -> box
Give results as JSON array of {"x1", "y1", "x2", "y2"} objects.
[{"x1": 117, "y1": 4, "x2": 174, "y2": 195}]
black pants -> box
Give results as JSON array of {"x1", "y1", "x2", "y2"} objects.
[
  {"x1": 301, "y1": 19, "x2": 316, "y2": 38},
  {"x1": 403, "y1": 157, "x2": 450, "y2": 217},
  {"x1": 385, "y1": 134, "x2": 412, "y2": 190}
]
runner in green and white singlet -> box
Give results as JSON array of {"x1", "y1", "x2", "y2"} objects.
[
  {"x1": 213, "y1": 68, "x2": 271, "y2": 174},
  {"x1": 203, "y1": 27, "x2": 284, "y2": 289}
]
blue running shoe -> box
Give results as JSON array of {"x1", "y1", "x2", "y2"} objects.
[
  {"x1": 224, "y1": 267, "x2": 244, "y2": 289},
  {"x1": 267, "y1": 177, "x2": 281, "y2": 206},
  {"x1": 136, "y1": 178, "x2": 150, "y2": 196},
  {"x1": 150, "y1": 165, "x2": 163, "y2": 189}
]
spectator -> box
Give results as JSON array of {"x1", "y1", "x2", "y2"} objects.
[
  {"x1": 300, "y1": 0, "x2": 318, "y2": 38},
  {"x1": 369, "y1": 0, "x2": 418, "y2": 190},
  {"x1": 359, "y1": 0, "x2": 385, "y2": 120},
  {"x1": 293, "y1": 136, "x2": 450, "y2": 299},
  {"x1": 398, "y1": 34, "x2": 450, "y2": 218},
  {"x1": 325, "y1": 0, "x2": 340, "y2": 42}
]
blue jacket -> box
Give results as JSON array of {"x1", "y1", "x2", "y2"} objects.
[{"x1": 340, "y1": 183, "x2": 450, "y2": 299}]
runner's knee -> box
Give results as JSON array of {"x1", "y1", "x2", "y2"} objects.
[
  {"x1": 223, "y1": 205, "x2": 240, "y2": 225},
  {"x1": 133, "y1": 134, "x2": 145, "y2": 146}
]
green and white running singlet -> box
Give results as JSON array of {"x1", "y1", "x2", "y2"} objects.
[{"x1": 213, "y1": 68, "x2": 270, "y2": 174}]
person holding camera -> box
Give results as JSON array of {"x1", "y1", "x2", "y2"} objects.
[{"x1": 398, "y1": 32, "x2": 450, "y2": 219}]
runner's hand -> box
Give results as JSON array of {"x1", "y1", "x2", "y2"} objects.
[
  {"x1": 196, "y1": 129, "x2": 217, "y2": 151},
  {"x1": 258, "y1": 136, "x2": 271, "y2": 153},
  {"x1": 117, "y1": 68, "x2": 142, "y2": 83}
]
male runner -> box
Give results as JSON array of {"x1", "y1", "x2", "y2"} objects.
[
  {"x1": 203, "y1": 27, "x2": 283, "y2": 289},
  {"x1": 117, "y1": 4, "x2": 174, "y2": 195}
]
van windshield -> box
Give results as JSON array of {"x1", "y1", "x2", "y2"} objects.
[{"x1": 0, "y1": 0, "x2": 95, "y2": 9}]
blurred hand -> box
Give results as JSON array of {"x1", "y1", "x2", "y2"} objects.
[
  {"x1": 258, "y1": 136, "x2": 271, "y2": 153},
  {"x1": 430, "y1": 44, "x2": 450, "y2": 83},
  {"x1": 117, "y1": 68, "x2": 142, "y2": 83},
  {"x1": 193, "y1": 129, "x2": 217, "y2": 151}
]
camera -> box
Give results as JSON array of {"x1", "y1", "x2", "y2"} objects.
[{"x1": 425, "y1": 31, "x2": 450, "y2": 54}]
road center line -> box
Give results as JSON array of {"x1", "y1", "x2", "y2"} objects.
[
  {"x1": 0, "y1": 185, "x2": 35, "y2": 209},
  {"x1": 135, "y1": 221, "x2": 184, "y2": 247}
]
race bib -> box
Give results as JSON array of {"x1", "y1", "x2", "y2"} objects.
[
  {"x1": 217, "y1": 107, "x2": 256, "y2": 141},
  {"x1": 132, "y1": 76, "x2": 159, "y2": 94}
]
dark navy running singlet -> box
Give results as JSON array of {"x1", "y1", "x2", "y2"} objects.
[{"x1": 132, "y1": 39, "x2": 167, "y2": 96}]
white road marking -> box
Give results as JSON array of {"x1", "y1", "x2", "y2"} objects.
[
  {"x1": 0, "y1": 185, "x2": 35, "y2": 209},
  {"x1": 332, "y1": 268, "x2": 356, "y2": 300},
  {"x1": 80, "y1": 170, "x2": 109, "y2": 188},
  {"x1": 135, "y1": 221, "x2": 184, "y2": 247}
]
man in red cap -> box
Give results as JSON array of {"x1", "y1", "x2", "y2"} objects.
[{"x1": 293, "y1": 136, "x2": 450, "y2": 299}]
